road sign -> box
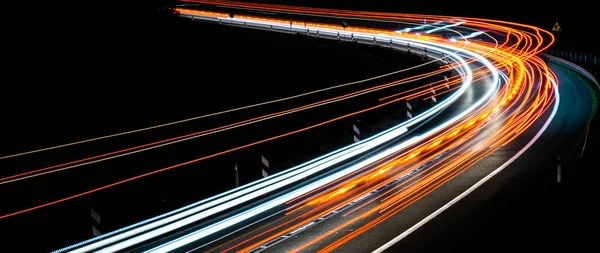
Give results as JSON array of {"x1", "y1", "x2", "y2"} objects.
[{"x1": 552, "y1": 19, "x2": 561, "y2": 32}]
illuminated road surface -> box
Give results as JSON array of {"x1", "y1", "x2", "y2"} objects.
[
  {"x1": 0, "y1": 0, "x2": 591, "y2": 252},
  {"x1": 370, "y1": 62, "x2": 596, "y2": 253}
]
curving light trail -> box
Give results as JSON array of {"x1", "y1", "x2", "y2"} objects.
[
  {"x1": 51, "y1": 27, "x2": 477, "y2": 252},
  {"x1": 0, "y1": 0, "x2": 481, "y2": 225},
  {"x1": 46, "y1": 1, "x2": 558, "y2": 252},
  {"x1": 0, "y1": 69, "x2": 451, "y2": 185},
  {"x1": 0, "y1": 15, "x2": 471, "y2": 186},
  {"x1": 169, "y1": 3, "x2": 555, "y2": 253}
]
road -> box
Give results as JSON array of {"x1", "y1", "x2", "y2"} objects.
[
  {"x1": 0, "y1": 15, "x2": 447, "y2": 252},
  {"x1": 47, "y1": 3, "x2": 566, "y2": 253},
  {"x1": 151, "y1": 4, "x2": 577, "y2": 253},
  {"x1": 123, "y1": 54, "x2": 496, "y2": 253},
  {"x1": 372, "y1": 62, "x2": 595, "y2": 252},
  {"x1": 6, "y1": 1, "x2": 596, "y2": 253},
  {"x1": 0, "y1": 4, "x2": 458, "y2": 253},
  {"x1": 186, "y1": 41, "x2": 592, "y2": 253},
  {"x1": 370, "y1": 61, "x2": 593, "y2": 252}
]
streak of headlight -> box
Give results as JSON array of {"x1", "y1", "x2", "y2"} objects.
[
  {"x1": 396, "y1": 20, "x2": 446, "y2": 33},
  {"x1": 370, "y1": 74, "x2": 560, "y2": 253},
  {"x1": 425, "y1": 21, "x2": 465, "y2": 34},
  {"x1": 136, "y1": 30, "x2": 497, "y2": 253},
  {"x1": 452, "y1": 30, "x2": 487, "y2": 40},
  {"x1": 54, "y1": 6, "x2": 506, "y2": 252},
  {"x1": 68, "y1": 34, "x2": 472, "y2": 252}
]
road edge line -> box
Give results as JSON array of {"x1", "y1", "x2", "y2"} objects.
[{"x1": 372, "y1": 74, "x2": 560, "y2": 253}]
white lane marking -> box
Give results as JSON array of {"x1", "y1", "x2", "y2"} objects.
[{"x1": 372, "y1": 75, "x2": 560, "y2": 253}]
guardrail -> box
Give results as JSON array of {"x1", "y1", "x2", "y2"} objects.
[
  {"x1": 542, "y1": 53, "x2": 600, "y2": 159},
  {"x1": 542, "y1": 53, "x2": 599, "y2": 90},
  {"x1": 56, "y1": 11, "x2": 499, "y2": 253}
]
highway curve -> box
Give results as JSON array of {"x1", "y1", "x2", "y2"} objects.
[
  {"x1": 40, "y1": 1, "x2": 598, "y2": 253},
  {"x1": 373, "y1": 62, "x2": 597, "y2": 253}
]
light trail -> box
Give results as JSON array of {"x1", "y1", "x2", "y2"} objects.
[
  {"x1": 425, "y1": 20, "x2": 465, "y2": 34},
  {"x1": 372, "y1": 73, "x2": 560, "y2": 253},
  {"x1": 0, "y1": 40, "x2": 447, "y2": 162},
  {"x1": 167, "y1": 2, "x2": 555, "y2": 253},
  {"x1": 0, "y1": 67, "x2": 452, "y2": 185},
  {"x1": 48, "y1": 7, "x2": 489, "y2": 253},
  {"x1": 317, "y1": 64, "x2": 554, "y2": 253},
  {"x1": 47, "y1": 2, "x2": 558, "y2": 253},
  {"x1": 0, "y1": 7, "x2": 479, "y2": 185},
  {"x1": 98, "y1": 8, "x2": 499, "y2": 253},
  {"x1": 1, "y1": 0, "x2": 483, "y2": 224}
]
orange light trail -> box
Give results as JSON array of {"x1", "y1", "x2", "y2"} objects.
[
  {"x1": 161, "y1": 2, "x2": 561, "y2": 253},
  {"x1": 4, "y1": 3, "x2": 563, "y2": 253},
  {"x1": 0, "y1": 67, "x2": 449, "y2": 185},
  {"x1": 0, "y1": 64, "x2": 465, "y2": 219}
]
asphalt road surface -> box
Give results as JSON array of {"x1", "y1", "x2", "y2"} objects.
[
  {"x1": 181, "y1": 62, "x2": 593, "y2": 253},
  {"x1": 361, "y1": 62, "x2": 596, "y2": 253}
]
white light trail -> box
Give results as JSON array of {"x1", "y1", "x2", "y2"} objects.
[
  {"x1": 139, "y1": 17, "x2": 497, "y2": 253},
  {"x1": 425, "y1": 21, "x2": 465, "y2": 34},
  {"x1": 57, "y1": 11, "x2": 500, "y2": 253},
  {"x1": 372, "y1": 74, "x2": 559, "y2": 253},
  {"x1": 396, "y1": 20, "x2": 446, "y2": 33}
]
